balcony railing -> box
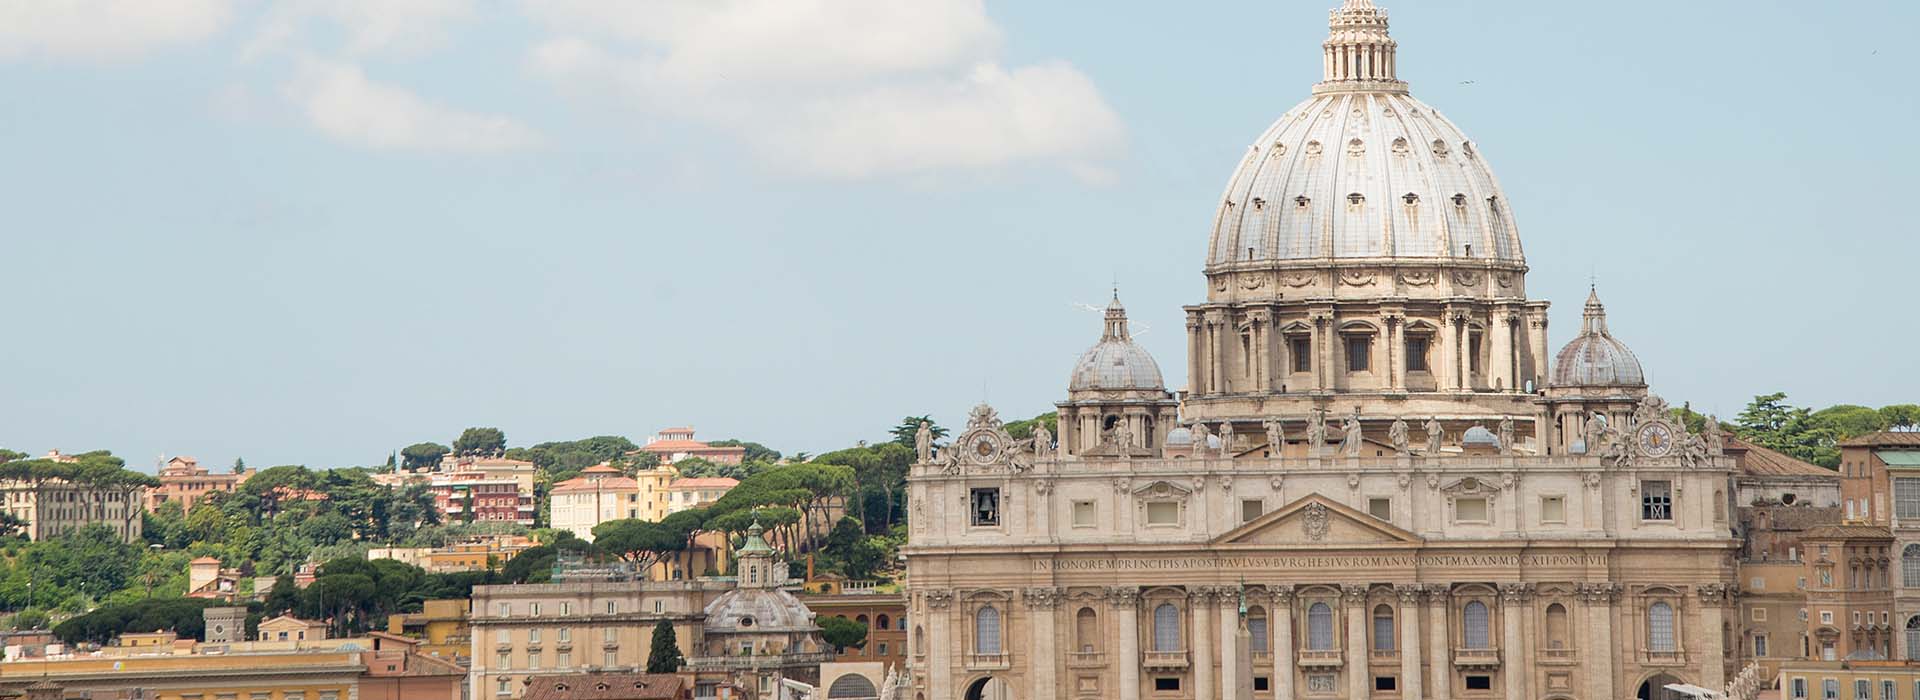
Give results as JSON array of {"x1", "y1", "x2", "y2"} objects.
[
  {"x1": 1297, "y1": 649, "x2": 1343, "y2": 668},
  {"x1": 1066, "y1": 651, "x2": 1106, "y2": 668},
  {"x1": 1541, "y1": 647, "x2": 1577, "y2": 663},
  {"x1": 1143, "y1": 650, "x2": 1189, "y2": 670},
  {"x1": 1452, "y1": 648, "x2": 1501, "y2": 670},
  {"x1": 1251, "y1": 650, "x2": 1273, "y2": 664},
  {"x1": 687, "y1": 651, "x2": 835, "y2": 671},
  {"x1": 1643, "y1": 650, "x2": 1686, "y2": 666},
  {"x1": 965, "y1": 653, "x2": 1009, "y2": 671},
  {"x1": 1369, "y1": 648, "x2": 1399, "y2": 661}
]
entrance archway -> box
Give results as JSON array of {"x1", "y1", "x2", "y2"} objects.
[
  {"x1": 1637, "y1": 673, "x2": 1687, "y2": 700},
  {"x1": 964, "y1": 677, "x2": 1015, "y2": 700}
]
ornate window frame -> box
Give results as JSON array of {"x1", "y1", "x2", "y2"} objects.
[{"x1": 1133, "y1": 480, "x2": 1193, "y2": 529}]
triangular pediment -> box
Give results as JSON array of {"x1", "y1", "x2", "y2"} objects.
[{"x1": 1215, "y1": 493, "x2": 1423, "y2": 546}]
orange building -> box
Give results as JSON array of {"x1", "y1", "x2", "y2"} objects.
[
  {"x1": 638, "y1": 428, "x2": 746, "y2": 466},
  {"x1": 147, "y1": 456, "x2": 252, "y2": 512},
  {"x1": 0, "y1": 632, "x2": 463, "y2": 700}
]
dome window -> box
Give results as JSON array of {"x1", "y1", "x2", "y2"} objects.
[
  {"x1": 1403, "y1": 193, "x2": 1420, "y2": 205},
  {"x1": 1347, "y1": 193, "x2": 1366, "y2": 206},
  {"x1": 1347, "y1": 138, "x2": 1365, "y2": 156},
  {"x1": 1252, "y1": 197, "x2": 1266, "y2": 210},
  {"x1": 1392, "y1": 138, "x2": 1409, "y2": 154},
  {"x1": 1452, "y1": 194, "x2": 1468, "y2": 207},
  {"x1": 1306, "y1": 141, "x2": 1324, "y2": 155},
  {"x1": 1432, "y1": 140, "x2": 1450, "y2": 157},
  {"x1": 1295, "y1": 196, "x2": 1312, "y2": 208}
]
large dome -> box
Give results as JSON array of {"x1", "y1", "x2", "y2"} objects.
[
  {"x1": 1068, "y1": 295, "x2": 1164, "y2": 392},
  {"x1": 1551, "y1": 289, "x2": 1645, "y2": 388},
  {"x1": 1205, "y1": 1, "x2": 1523, "y2": 269}
]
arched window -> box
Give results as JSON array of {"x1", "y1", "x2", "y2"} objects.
[
  {"x1": 975, "y1": 607, "x2": 1002, "y2": 655},
  {"x1": 876, "y1": 614, "x2": 890, "y2": 630},
  {"x1": 1075, "y1": 607, "x2": 1099, "y2": 653},
  {"x1": 913, "y1": 626, "x2": 925, "y2": 656},
  {"x1": 1462, "y1": 601, "x2": 1491, "y2": 649},
  {"x1": 1307, "y1": 602, "x2": 1335, "y2": 650},
  {"x1": 1902, "y1": 545, "x2": 1920, "y2": 588},
  {"x1": 1152, "y1": 604, "x2": 1182, "y2": 652},
  {"x1": 1906, "y1": 616, "x2": 1920, "y2": 661},
  {"x1": 856, "y1": 614, "x2": 869, "y2": 627},
  {"x1": 1372, "y1": 604, "x2": 1395, "y2": 651},
  {"x1": 1648, "y1": 602, "x2": 1677, "y2": 652},
  {"x1": 1247, "y1": 606, "x2": 1269, "y2": 653},
  {"x1": 1545, "y1": 603, "x2": 1570, "y2": 650}
]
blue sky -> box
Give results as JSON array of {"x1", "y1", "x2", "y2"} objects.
[{"x1": 1, "y1": 0, "x2": 1913, "y2": 471}]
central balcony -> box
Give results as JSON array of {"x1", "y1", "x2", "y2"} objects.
[
  {"x1": 1066, "y1": 651, "x2": 1106, "y2": 668},
  {"x1": 965, "y1": 653, "x2": 1009, "y2": 671},
  {"x1": 1143, "y1": 650, "x2": 1189, "y2": 670},
  {"x1": 1297, "y1": 649, "x2": 1344, "y2": 669},
  {"x1": 1452, "y1": 648, "x2": 1501, "y2": 670}
]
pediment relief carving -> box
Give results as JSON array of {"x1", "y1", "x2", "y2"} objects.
[
  {"x1": 1131, "y1": 480, "x2": 1192, "y2": 500},
  {"x1": 1215, "y1": 495, "x2": 1422, "y2": 547},
  {"x1": 1438, "y1": 476, "x2": 1502, "y2": 496}
]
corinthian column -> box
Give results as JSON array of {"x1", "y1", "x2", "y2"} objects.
[
  {"x1": 1025, "y1": 588, "x2": 1060, "y2": 700},
  {"x1": 1698, "y1": 584, "x2": 1729, "y2": 688},
  {"x1": 1344, "y1": 585, "x2": 1369, "y2": 700},
  {"x1": 1191, "y1": 587, "x2": 1216, "y2": 700},
  {"x1": 1111, "y1": 587, "x2": 1142, "y2": 700},
  {"x1": 1500, "y1": 583, "x2": 1533, "y2": 700},
  {"x1": 1221, "y1": 590, "x2": 1244, "y2": 700},
  {"x1": 1396, "y1": 585, "x2": 1424, "y2": 700},
  {"x1": 926, "y1": 589, "x2": 954, "y2": 700},
  {"x1": 1580, "y1": 583, "x2": 1618, "y2": 700},
  {"x1": 1272, "y1": 586, "x2": 1296, "y2": 700},
  {"x1": 1427, "y1": 585, "x2": 1453, "y2": 700}
]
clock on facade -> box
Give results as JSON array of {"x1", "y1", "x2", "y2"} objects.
[{"x1": 1636, "y1": 422, "x2": 1675, "y2": 457}]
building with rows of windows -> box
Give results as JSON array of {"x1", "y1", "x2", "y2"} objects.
[{"x1": 902, "y1": 2, "x2": 1740, "y2": 700}]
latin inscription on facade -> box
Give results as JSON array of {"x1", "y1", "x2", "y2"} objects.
[{"x1": 1032, "y1": 553, "x2": 1608, "y2": 571}]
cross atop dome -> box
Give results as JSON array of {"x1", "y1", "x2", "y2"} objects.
[{"x1": 1317, "y1": 0, "x2": 1406, "y2": 95}]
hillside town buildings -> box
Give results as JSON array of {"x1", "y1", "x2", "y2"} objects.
[
  {"x1": 641, "y1": 428, "x2": 747, "y2": 466},
  {"x1": 0, "y1": 473, "x2": 144, "y2": 543},
  {"x1": 147, "y1": 455, "x2": 253, "y2": 511},
  {"x1": 903, "y1": 3, "x2": 1745, "y2": 700}
]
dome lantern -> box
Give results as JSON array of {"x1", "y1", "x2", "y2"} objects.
[{"x1": 1317, "y1": 0, "x2": 1405, "y2": 95}]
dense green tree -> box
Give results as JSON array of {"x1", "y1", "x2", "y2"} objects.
[
  {"x1": 646, "y1": 620, "x2": 684, "y2": 672},
  {"x1": 401, "y1": 443, "x2": 451, "y2": 471},
  {"x1": 889, "y1": 416, "x2": 947, "y2": 449},
  {"x1": 592, "y1": 519, "x2": 685, "y2": 571},
  {"x1": 1003, "y1": 412, "x2": 1059, "y2": 441},
  {"x1": 1885, "y1": 405, "x2": 1920, "y2": 432},
  {"x1": 818, "y1": 616, "x2": 868, "y2": 651},
  {"x1": 233, "y1": 457, "x2": 246, "y2": 473},
  {"x1": 53, "y1": 597, "x2": 226, "y2": 644},
  {"x1": 453, "y1": 427, "x2": 507, "y2": 456},
  {"x1": 240, "y1": 465, "x2": 317, "y2": 520},
  {"x1": 706, "y1": 439, "x2": 782, "y2": 464},
  {"x1": 0, "y1": 449, "x2": 25, "y2": 464}
]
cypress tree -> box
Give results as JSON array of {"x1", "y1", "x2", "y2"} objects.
[{"x1": 646, "y1": 619, "x2": 684, "y2": 673}]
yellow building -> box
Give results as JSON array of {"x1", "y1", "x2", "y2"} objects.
[
  {"x1": 388, "y1": 598, "x2": 472, "y2": 661},
  {"x1": 0, "y1": 633, "x2": 464, "y2": 700},
  {"x1": 1778, "y1": 660, "x2": 1920, "y2": 700}
]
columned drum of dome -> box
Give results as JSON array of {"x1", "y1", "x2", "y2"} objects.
[{"x1": 1185, "y1": 0, "x2": 1551, "y2": 446}]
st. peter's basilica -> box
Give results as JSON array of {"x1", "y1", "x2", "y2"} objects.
[{"x1": 903, "y1": 2, "x2": 1740, "y2": 699}]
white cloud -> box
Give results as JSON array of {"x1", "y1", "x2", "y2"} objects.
[
  {"x1": 0, "y1": 0, "x2": 232, "y2": 60},
  {"x1": 245, "y1": 0, "x2": 474, "y2": 60},
  {"x1": 285, "y1": 60, "x2": 539, "y2": 153},
  {"x1": 522, "y1": 0, "x2": 1122, "y2": 181}
]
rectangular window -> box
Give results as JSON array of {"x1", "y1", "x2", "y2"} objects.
[
  {"x1": 1468, "y1": 334, "x2": 1483, "y2": 375},
  {"x1": 1822, "y1": 611, "x2": 1834, "y2": 624},
  {"x1": 1375, "y1": 677, "x2": 1397, "y2": 691},
  {"x1": 605, "y1": 650, "x2": 618, "y2": 667},
  {"x1": 528, "y1": 629, "x2": 541, "y2": 643},
  {"x1": 1147, "y1": 501, "x2": 1180, "y2": 526},
  {"x1": 1855, "y1": 679, "x2": 1869, "y2": 700},
  {"x1": 604, "y1": 628, "x2": 617, "y2": 643},
  {"x1": 1881, "y1": 680, "x2": 1893, "y2": 700},
  {"x1": 1754, "y1": 634, "x2": 1768, "y2": 657},
  {"x1": 1641, "y1": 481, "x2": 1673, "y2": 521},
  {"x1": 1466, "y1": 676, "x2": 1493, "y2": 691},
  {"x1": 1290, "y1": 337, "x2": 1312, "y2": 373},
  {"x1": 557, "y1": 650, "x2": 571, "y2": 668},
  {"x1": 559, "y1": 602, "x2": 572, "y2": 616},
  {"x1": 1253, "y1": 677, "x2": 1270, "y2": 692},
  {"x1": 1368, "y1": 497, "x2": 1391, "y2": 521},
  {"x1": 530, "y1": 603, "x2": 541, "y2": 617},
  {"x1": 878, "y1": 643, "x2": 888, "y2": 655},
  {"x1": 1249, "y1": 617, "x2": 1268, "y2": 653},
  {"x1": 1346, "y1": 336, "x2": 1371, "y2": 372},
  {"x1": 497, "y1": 680, "x2": 511, "y2": 697},
  {"x1": 558, "y1": 627, "x2": 570, "y2": 643},
  {"x1": 970, "y1": 488, "x2": 1001, "y2": 527},
  {"x1": 497, "y1": 603, "x2": 511, "y2": 617},
  {"x1": 527, "y1": 650, "x2": 540, "y2": 670},
  {"x1": 497, "y1": 652, "x2": 509, "y2": 669},
  {"x1": 496, "y1": 629, "x2": 510, "y2": 644},
  {"x1": 1073, "y1": 501, "x2": 1097, "y2": 528},
  {"x1": 606, "y1": 601, "x2": 617, "y2": 614},
  {"x1": 1897, "y1": 478, "x2": 1920, "y2": 519},
  {"x1": 1405, "y1": 336, "x2": 1429, "y2": 372},
  {"x1": 1154, "y1": 678, "x2": 1181, "y2": 692},
  {"x1": 1242, "y1": 499, "x2": 1265, "y2": 523},
  {"x1": 1455, "y1": 497, "x2": 1489, "y2": 523},
  {"x1": 1790, "y1": 678, "x2": 1806, "y2": 700},
  {"x1": 1541, "y1": 496, "x2": 1566, "y2": 524}
]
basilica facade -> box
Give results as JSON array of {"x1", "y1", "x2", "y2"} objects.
[{"x1": 902, "y1": 2, "x2": 1740, "y2": 700}]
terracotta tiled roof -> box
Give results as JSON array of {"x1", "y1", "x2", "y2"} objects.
[
  {"x1": 639, "y1": 440, "x2": 710, "y2": 452},
  {"x1": 1803, "y1": 524, "x2": 1893, "y2": 540},
  {"x1": 521, "y1": 672, "x2": 688, "y2": 700},
  {"x1": 580, "y1": 464, "x2": 621, "y2": 475},
  {"x1": 1840, "y1": 432, "x2": 1920, "y2": 448},
  {"x1": 551, "y1": 476, "x2": 639, "y2": 494},
  {"x1": 667, "y1": 478, "x2": 738, "y2": 490},
  {"x1": 1727, "y1": 437, "x2": 1837, "y2": 478}
]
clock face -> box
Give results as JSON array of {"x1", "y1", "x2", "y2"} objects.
[{"x1": 1637, "y1": 423, "x2": 1675, "y2": 457}]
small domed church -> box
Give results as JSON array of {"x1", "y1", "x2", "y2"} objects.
[{"x1": 903, "y1": 3, "x2": 1738, "y2": 700}]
